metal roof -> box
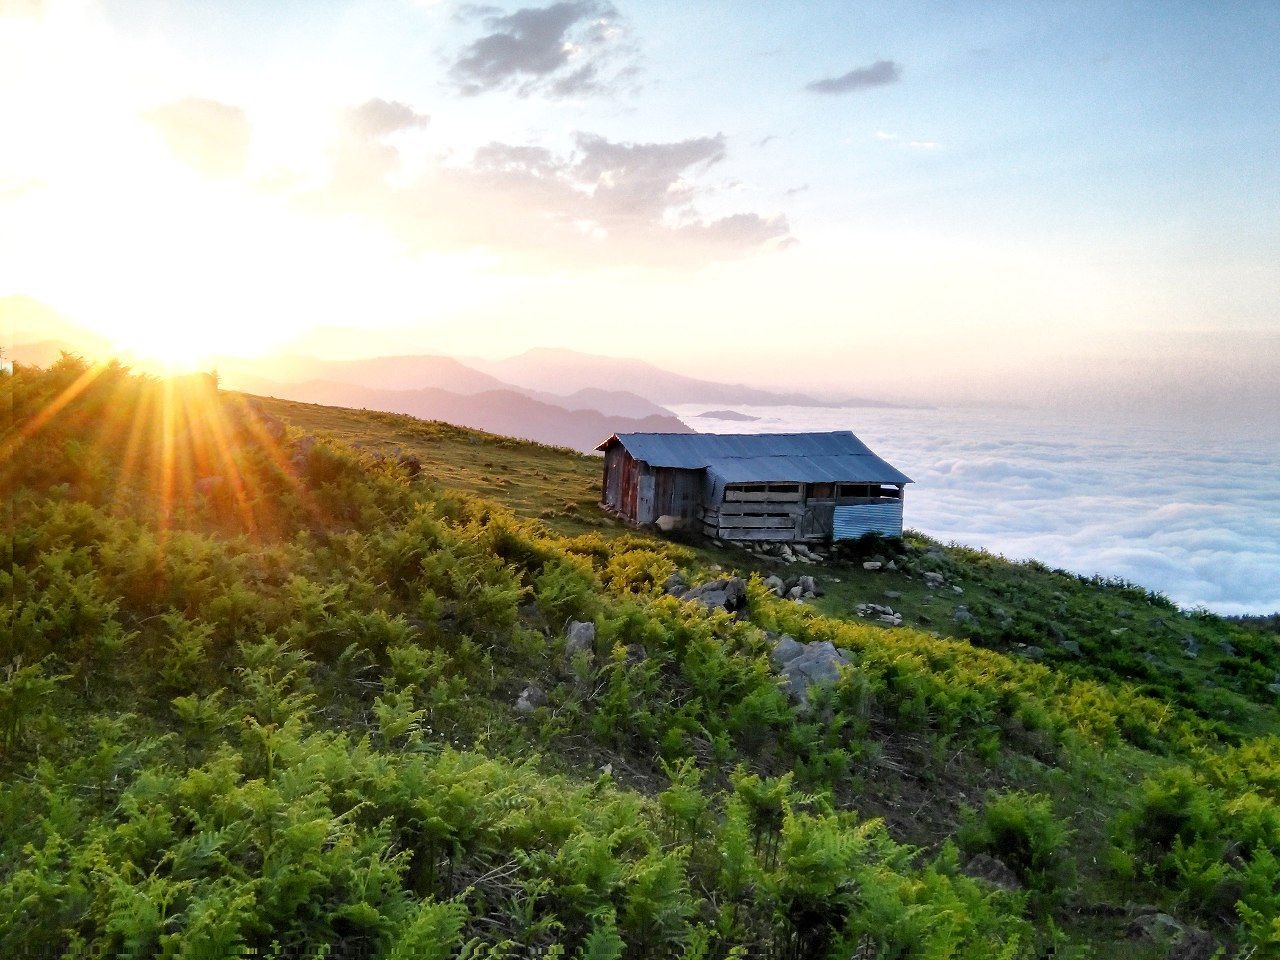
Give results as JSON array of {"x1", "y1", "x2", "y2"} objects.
[{"x1": 598, "y1": 431, "x2": 911, "y2": 485}]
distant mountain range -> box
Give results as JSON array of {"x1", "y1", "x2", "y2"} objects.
[
  {"x1": 211, "y1": 349, "x2": 909, "y2": 451},
  {"x1": 470, "y1": 347, "x2": 909, "y2": 409},
  {"x1": 214, "y1": 354, "x2": 673, "y2": 420},
  {"x1": 4, "y1": 296, "x2": 910, "y2": 452},
  {"x1": 228, "y1": 376, "x2": 689, "y2": 452}
]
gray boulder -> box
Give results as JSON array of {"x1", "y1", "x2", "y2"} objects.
[
  {"x1": 953, "y1": 606, "x2": 977, "y2": 626},
  {"x1": 1128, "y1": 912, "x2": 1181, "y2": 942},
  {"x1": 682, "y1": 577, "x2": 748, "y2": 613},
  {"x1": 962, "y1": 853, "x2": 1021, "y2": 892},
  {"x1": 769, "y1": 634, "x2": 807, "y2": 668},
  {"x1": 769, "y1": 635, "x2": 850, "y2": 706},
  {"x1": 763, "y1": 574, "x2": 786, "y2": 596},
  {"x1": 514, "y1": 685, "x2": 547, "y2": 715},
  {"x1": 565, "y1": 620, "x2": 596, "y2": 659},
  {"x1": 290, "y1": 435, "x2": 317, "y2": 470}
]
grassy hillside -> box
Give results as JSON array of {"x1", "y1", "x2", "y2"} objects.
[{"x1": 4, "y1": 358, "x2": 1279, "y2": 959}]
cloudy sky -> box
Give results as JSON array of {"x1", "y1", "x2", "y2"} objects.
[{"x1": 2, "y1": 0, "x2": 1278, "y2": 418}]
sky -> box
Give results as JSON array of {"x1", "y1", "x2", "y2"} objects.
[{"x1": 2, "y1": 0, "x2": 1278, "y2": 419}]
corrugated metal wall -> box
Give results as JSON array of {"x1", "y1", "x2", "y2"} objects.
[{"x1": 832, "y1": 500, "x2": 904, "y2": 539}]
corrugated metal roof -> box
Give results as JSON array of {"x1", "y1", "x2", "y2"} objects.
[
  {"x1": 705, "y1": 454, "x2": 910, "y2": 486},
  {"x1": 598, "y1": 431, "x2": 911, "y2": 486}
]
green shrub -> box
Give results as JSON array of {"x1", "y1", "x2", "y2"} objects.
[{"x1": 959, "y1": 791, "x2": 1073, "y2": 905}]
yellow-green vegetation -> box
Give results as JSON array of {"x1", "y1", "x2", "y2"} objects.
[{"x1": 3, "y1": 357, "x2": 1278, "y2": 958}]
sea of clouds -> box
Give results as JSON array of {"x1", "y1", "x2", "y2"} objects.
[{"x1": 677, "y1": 404, "x2": 1280, "y2": 615}]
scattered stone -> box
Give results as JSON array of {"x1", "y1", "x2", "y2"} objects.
[
  {"x1": 863, "y1": 561, "x2": 882, "y2": 571},
  {"x1": 1168, "y1": 926, "x2": 1220, "y2": 960},
  {"x1": 397, "y1": 454, "x2": 422, "y2": 480},
  {"x1": 962, "y1": 853, "x2": 1021, "y2": 892},
  {"x1": 884, "y1": 590, "x2": 902, "y2": 600},
  {"x1": 769, "y1": 634, "x2": 850, "y2": 706},
  {"x1": 793, "y1": 544, "x2": 820, "y2": 562},
  {"x1": 952, "y1": 585, "x2": 964, "y2": 595},
  {"x1": 1060, "y1": 640, "x2": 1082, "y2": 656},
  {"x1": 681, "y1": 577, "x2": 748, "y2": 614},
  {"x1": 1127, "y1": 910, "x2": 1216, "y2": 959},
  {"x1": 1180, "y1": 635, "x2": 1200, "y2": 658},
  {"x1": 923, "y1": 571, "x2": 945, "y2": 588},
  {"x1": 565, "y1": 620, "x2": 596, "y2": 660},
  {"x1": 1217, "y1": 638, "x2": 1237, "y2": 657},
  {"x1": 953, "y1": 606, "x2": 977, "y2": 626},
  {"x1": 763, "y1": 574, "x2": 786, "y2": 597},
  {"x1": 290, "y1": 435, "x2": 317, "y2": 471},
  {"x1": 787, "y1": 585, "x2": 803, "y2": 600},
  {"x1": 779, "y1": 546, "x2": 796, "y2": 563},
  {"x1": 885, "y1": 560, "x2": 898, "y2": 571},
  {"x1": 662, "y1": 572, "x2": 686, "y2": 595},
  {"x1": 1018, "y1": 645, "x2": 1045, "y2": 661},
  {"x1": 518, "y1": 601, "x2": 549, "y2": 634},
  {"x1": 655, "y1": 514, "x2": 683, "y2": 532},
  {"x1": 514, "y1": 685, "x2": 547, "y2": 715}
]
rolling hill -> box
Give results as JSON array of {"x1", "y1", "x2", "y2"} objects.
[{"x1": 4, "y1": 356, "x2": 1278, "y2": 959}]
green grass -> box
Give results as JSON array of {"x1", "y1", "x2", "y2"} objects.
[
  {"x1": 244, "y1": 393, "x2": 607, "y2": 533},
  {"x1": 3, "y1": 360, "x2": 1278, "y2": 958}
]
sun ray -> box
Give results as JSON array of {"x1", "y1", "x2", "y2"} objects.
[
  {"x1": 113, "y1": 378, "x2": 158, "y2": 508},
  {"x1": 156, "y1": 374, "x2": 177, "y2": 540},
  {"x1": 231, "y1": 395, "x2": 326, "y2": 527},
  {"x1": 0, "y1": 359, "x2": 114, "y2": 462},
  {"x1": 189, "y1": 382, "x2": 260, "y2": 536}
]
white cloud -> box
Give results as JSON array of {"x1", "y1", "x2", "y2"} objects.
[{"x1": 683, "y1": 404, "x2": 1280, "y2": 615}]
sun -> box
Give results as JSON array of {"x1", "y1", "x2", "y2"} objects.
[{"x1": 110, "y1": 323, "x2": 222, "y2": 374}]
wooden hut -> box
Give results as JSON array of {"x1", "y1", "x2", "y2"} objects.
[{"x1": 596, "y1": 431, "x2": 911, "y2": 543}]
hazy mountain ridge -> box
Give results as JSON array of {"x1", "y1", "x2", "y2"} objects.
[
  {"x1": 229, "y1": 375, "x2": 691, "y2": 451},
  {"x1": 472, "y1": 346, "x2": 914, "y2": 409}
]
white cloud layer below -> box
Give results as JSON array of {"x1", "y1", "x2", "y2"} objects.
[{"x1": 679, "y1": 405, "x2": 1280, "y2": 615}]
